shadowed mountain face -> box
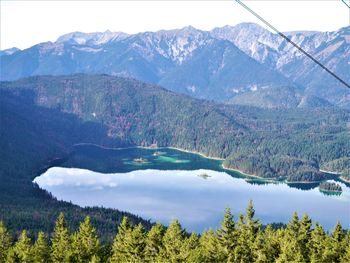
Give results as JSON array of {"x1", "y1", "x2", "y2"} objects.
[{"x1": 1, "y1": 24, "x2": 349, "y2": 107}]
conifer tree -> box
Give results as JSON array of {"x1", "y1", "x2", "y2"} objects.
[
  {"x1": 309, "y1": 222, "x2": 326, "y2": 263},
  {"x1": 289, "y1": 212, "x2": 300, "y2": 238},
  {"x1": 181, "y1": 232, "x2": 201, "y2": 262},
  {"x1": 236, "y1": 213, "x2": 245, "y2": 230},
  {"x1": 323, "y1": 221, "x2": 345, "y2": 262},
  {"x1": 234, "y1": 228, "x2": 249, "y2": 262},
  {"x1": 264, "y1": 224, "x2": 281, "y2": 261},
  {"x1": 332, "y1": 221, "x2": 345, "y2": 243},
  {"x1": 217, "y1": 208, "x2": 236, "y2": 262},
  {"x1": 71, "y1": 216, "x2": 100, "y2": 262},
  {"x1": 126, "y1": 223, "x2": 146, "y2": 262},
  {"x1": 0, "y1": 221, "x2": 11, "y2": 263},
  {"x1": 199, "y1": 229, "x2": 224, "y2": 263},
  {"x1": 144, "y1": 223, "x2": 164, "y2": 262},
  {"x1": 341, "y1": 231, "x2": 350, "y2": 263},
  {"x1": 245, "y1": 200, "x2": 261, "y2": 235},
  {"x1": 277, "y1": 212, "x2": 304, "y2": 263},
  {"x1": 51, "y1": 212, "x2": 72, "y2": 263},
  {"x1": 235, "y1": 201, "x2": 261, "y2": 262},
  {"x1": 253, "y1": 229, "x2": 268, "y2": 263},
  {"x1": 159, "y1": 219, "x2": 184, "y2": 263},
  {"x1": 1, "y1": 206, "x2": 347, "y2": 263},
  {"x1": 299, "y1": 213, "x2": 312, "y2": 261},
  {"x1": 32, "y1": 231, "x2": 50, "y2": 263},
  {"x1": 110, "y1": 216, "x2": 133, "y2": 262},
  {"x1": 12, "y1": 230, "x2": 33, "y2": 263}
]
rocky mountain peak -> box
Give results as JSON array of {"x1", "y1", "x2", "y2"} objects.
[{"x1": 56, "y1": 30, "x2": 129, "y2": 45}]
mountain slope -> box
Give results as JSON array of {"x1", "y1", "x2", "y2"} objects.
[
  {"x1": 2, "y1": 24, "x2": 348, "y2": 107},
  {"x1": 159, "y1": 39, "x2": 290, "y2": 100},
  {"x1": 0, "y1": 86, "x2": 151, "y2": 239},
  {"x1": 0, "y1": 47, "x2": 20, "y2": 56},
  {"x1": 1, "y1": 74, "x2": 349, "y2": 181},
  {"x1": 0, "y1": 25, "x2": 295, "y2": 104},
  {"x1": 229, "y1": 86, "x2": 333, "y2": 109},
  {"x1": 212, "y1": 23, "x2": 350, "y2": 108}
]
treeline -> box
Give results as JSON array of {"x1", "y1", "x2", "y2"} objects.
[{"x1": 1, "y1": 202, "x2": 349, "y2": 263}]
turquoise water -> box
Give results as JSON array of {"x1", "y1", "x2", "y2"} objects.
[{"x1": 34, "y1": 145, "x2": 350, "y2": 232}]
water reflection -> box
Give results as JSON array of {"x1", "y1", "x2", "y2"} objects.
[{"x1": 35, "y1": 167, "x2": 350, "y2": 232}]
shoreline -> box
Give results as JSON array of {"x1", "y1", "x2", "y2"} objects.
[
  {"x1": 166, "y1": 147, "x2": 281, "y2": 183},
  {"x1": 73, "y1": 143, "x2": 261, "y2": 180},
  {"x1": 339, "y1": 176, "x2": 350, "y2": 184},
  {"x1": 167, "y1": 147, "x2": 276, "y2": 181},
  {"x1": 286, "y1": 180, "x2": 322, "y2": 184},
  {"x1": 319, "y1": 169, "x2": 341, "y2": 175},
  {"x1": 73, "y1": 142, "x2": 136, "y2": 150},
  {"x1": 166, "y1": 147, "x2": 224, "y2": 161},
  {"x1": 320, "y1": 169, "x2": 350, "y2": 184},
  {"x1": 222, "y1": 164, "x2": 264, "y2": 179},
  {"x1": 72, "y1": 143, "x2": 343, "y2": 185},
  {"x1": 222, "y1": 165, "x2": 284, "y2": 183}
]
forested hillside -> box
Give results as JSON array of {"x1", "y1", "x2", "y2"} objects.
[
  {"x1": 0, "y1": 74, "x2": 349, "y2": 234},
  {"x1": 1, "y1": 74, "x2": 349, "y2": 182},
  {"x1": 0, "y1": 88, "x2": 151, "y2": 238},
  {"x1": 1, "y1": 202, "x2": 349, "y2": 262}
]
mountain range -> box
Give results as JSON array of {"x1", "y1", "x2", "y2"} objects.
[{"x1": 1, "y1": 23, "x2": 349, "y2": 108}]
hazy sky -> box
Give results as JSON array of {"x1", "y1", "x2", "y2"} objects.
[{"x1": 1, "y1": 0, "x2": 349, "y2": 50}]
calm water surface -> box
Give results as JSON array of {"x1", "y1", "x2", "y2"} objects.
[{"x1": 34, "y1": 145, "x2": 350, "y2": 232}]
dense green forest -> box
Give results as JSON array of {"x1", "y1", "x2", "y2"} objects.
[
  {"x1": 0, "y1": 74, "x2": 349, "y2": 237},
  {"x1": 1, "y1": 202, "x2": 349, "y2": 263},
  {"x1": 1, "y1": 74, "x2": 349, "y2": 183},
  {"x1": 0, "y1": 88, "x2": 151, "y2": 238}
]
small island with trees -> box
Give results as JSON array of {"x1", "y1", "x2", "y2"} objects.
[{"x1": 319, "y1": 181, "x2": 342, "y2": 194}]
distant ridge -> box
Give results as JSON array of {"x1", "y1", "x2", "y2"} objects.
[{"x1": 1, "y1": 23, "x2": 349, "y2": 108}]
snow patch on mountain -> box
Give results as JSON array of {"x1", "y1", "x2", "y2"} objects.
[{"x1": 56, "y1": 30, "x2": 129, "y2": 45}]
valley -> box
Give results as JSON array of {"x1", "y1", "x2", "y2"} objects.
[
  {"x1": 0, "y1": 73, "x2": 349, "y2": 237},
  {"x1": 1, "y1": 1, "x2": 349, "y2": 261},
  {"x1": 34, "y1": 145, "x2": 350, "y2": 232},
  {"x1": 2, "y1": 74, "x2": 349, "y2": 182}
]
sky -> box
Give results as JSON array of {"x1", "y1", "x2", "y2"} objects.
[{"x1": 1, "y1": 0, "x2": 349, "y2": 50}]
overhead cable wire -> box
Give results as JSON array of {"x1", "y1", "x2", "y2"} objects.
[
  {"x1": 341, "y1": 0, "x2": 350, "y2": 9},
  {"x1": 234, "y1": 0, "x2": 350, "y2": 89}
]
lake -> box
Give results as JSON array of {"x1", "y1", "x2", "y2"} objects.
[{"x1": 34, "y1": 144, "x2": 350, "y2": 232}]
